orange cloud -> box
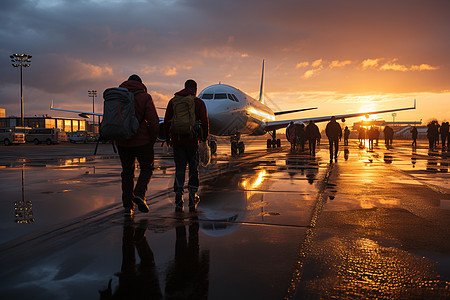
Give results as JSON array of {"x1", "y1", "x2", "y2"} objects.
[
  {"x1": 302, "y1": 68, "x2": 321, "y2": 79},
  {"x1": 410, "y1": 64, "x2": 439, "y2": 71},
  {"x1": 361, "y1": 58, "x2": 383, "y2": 69},
  {"x1": 296, "y1": 61, "x2": 309, "y2": 69},
  {"x1": 164, "y1": 67, "x2": 178, "y2": 76},
  {"x1": 329, "y1": 60, "x2": 352, "y2": 69},
  {"x1": 380, "y1": 59, "x2": 409, "y2": 72},
  {"x1": 311, "y1": 59, "x2": 323, "y2": 67}
]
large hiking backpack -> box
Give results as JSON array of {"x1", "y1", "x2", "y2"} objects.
[
  {"x1": 100, "y1": 87, "x2": 144, "y2": 141},
  {"x1": 170, "y1": 95, "x2": 196, "y2": 136}
]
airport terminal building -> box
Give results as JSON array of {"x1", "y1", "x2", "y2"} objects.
[{"x1": 0, "y1": 116, "x2": 87, "y2": 133}]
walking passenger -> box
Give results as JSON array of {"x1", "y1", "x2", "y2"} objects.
[
  {"x1": 441, "y1": 121, "x2": 449, "y2": 149},
  {"x1": 164, "y1": 80, "x2": 209, "y2": 212},
  {"x1": 411, "y1": 126, "x2": 418, "y2": 147},
  {"x1": 427, "y1": 121, "x2": 437, "y2": 150},
  {"x1": 325, "y1": 116, "x2": 342, "y2": 161},
  {"x1": 305, "y1": 120, "x2": 320, "y2": 156},
  {"x1": 343, "y1": 126, "x2": 350, "y2": 146},
  {"x1": 115, "y1": 75, "x2": 160, "y2": 216},
  {"x1": 296, "y1": 123, "x2": 306, "y2": 151}
]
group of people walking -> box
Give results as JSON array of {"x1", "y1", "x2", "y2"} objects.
[
  {"x1": 426, "y1": 120, "x2": 449, "y2": 150},
  {"x1": 286, "y1": 120, "x2": 321, "y2": 155},
  {"x1": 286, "y1": 117, "x2": 343, "y2": 162}
]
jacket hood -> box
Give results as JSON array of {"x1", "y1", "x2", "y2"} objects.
[
  {"x1": 174, "y1": 88, "x2": 196, "y2": 97},
  {"x1": 119, "y1": 80, "x2": 147, "y2": 93}
]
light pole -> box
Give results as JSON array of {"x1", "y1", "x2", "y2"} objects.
[
  {"x1": 10, "y1": 53, "x2": 32, "y2": 126},
  {"x1": 88, "y1": 90, "x2": 97, "y2": 132}
]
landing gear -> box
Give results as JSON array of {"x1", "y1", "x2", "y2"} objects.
[
  {"x1": 266, "y1": 130, "x2": 281, "y2": 148},
  {"x1": 230, "y1": 133, "x2": 245, "y2": 155},
  {"x1": 209, "y1": 138, "x2": 217, "y2": 155}
]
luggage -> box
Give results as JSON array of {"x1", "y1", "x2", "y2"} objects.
[{"x1": 100, "y1": 87, "x2": 144, "y2": 141}]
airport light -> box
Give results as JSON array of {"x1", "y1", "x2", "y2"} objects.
[
  {"x1": 10, "y1": 53, "x2": 32, "y2": 126},
  {"x1": 88, "y1": 90, "x2": 97, "y2": 131}
]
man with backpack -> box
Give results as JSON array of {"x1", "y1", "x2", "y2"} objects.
[
  {"x1": 164, "y1": 79, "x2": 209, "y2": 212},
  {"x1": 107, "y1": 74, "x2": 159, "y2": 216}
]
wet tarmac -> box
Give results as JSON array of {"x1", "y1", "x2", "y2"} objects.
[{"x1": 0, "y1": 139, "x2": 449, "y2": 299}]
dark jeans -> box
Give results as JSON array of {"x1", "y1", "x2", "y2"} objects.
[
  {"x1": 309, "y1": 139, "x2": 316, "y2": 154},
  {"x1": 328, "y1": 138, "x2": 339, "y2": 159},
  {"x1": 173, "y1": 145, "x2": 199, "y2": 195},
  {"x1": 118, "y1": 144, "x2": 154, "y2": 209}
]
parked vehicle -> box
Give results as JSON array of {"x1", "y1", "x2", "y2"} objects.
[
  {"x1": 26, "y1": 128, "x2": 67, "y2": 145},
  {"x1": 68, "y1": 131, "x2": 97, "y2": 143},
  {"x1": 0, "y1": 128, "x2": 26, "y2": 146}
]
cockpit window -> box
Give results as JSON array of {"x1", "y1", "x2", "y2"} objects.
[
  {"x1": 231, "y1": 94, "x2": 239, "y2": 102},
  {"x1": 201, "y1": 93, "x2": 213, "y2": 99},
  {"x1": 214, "y1": 93, "x2": 227, "y2": 99}
]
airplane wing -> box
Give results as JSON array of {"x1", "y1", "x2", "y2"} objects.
[
  {"x1": 264, "y1": 99, "x2": 416, "y2": 132},
  {"x1": 274, "y1": 107, "x2": 317, "y2": 116},
  {"x1": 50, "y1": 100, "x2": 103, "y2": 118},
  {"x1": 50, "y1": 100, "x2": 165, "y2": 121}
]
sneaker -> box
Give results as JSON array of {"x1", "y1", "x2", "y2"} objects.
[
  {"x1": 133, "y1": 196, "x2": 149, "y2": 213},
  {"x1": 124, "y1": 207, "x2": 134, "y2": 218},
  {"x1": 188, "y1": 194, "x2": 200, "y2": 212},
  {"x1": 175, "y1": 194, "x2": 183, "y2": 213}
]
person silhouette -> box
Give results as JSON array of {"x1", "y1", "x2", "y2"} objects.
[
  {"x1": 165, "y1": 216, "x2": 210, "y2": 299},
  {"x1": 325, "y1": 116, "x2": 342, "y2": 161},
  {"x1": 100, "y1": 218, "x2": 162, "y2": 299}
]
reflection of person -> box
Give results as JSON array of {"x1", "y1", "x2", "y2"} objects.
[
  {"x1": 325, "y1": 116, "x2": 342, "y2": 161},
  {"x1": 164, "y1": 80, "x2": 209, "y2": 212},
  {"x1": 165, "y1": 217, "x2": 210, "y2": 299},
  {"x1": 116, "y1": 75, "x2": 160, "y2": 216},
  {"x1": 100, "y1": 219, "x2": 162, "y2": 299}
]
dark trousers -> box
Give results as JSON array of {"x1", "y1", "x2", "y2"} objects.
[
  {"x1": 308, "y1": 139, "x2": 316, "y2": 155},
  {"x1": 328, "y1": 138, "x2": 339, "y2": 159},
  {"x1": 118, "y1": 144, "x2": 154, "y2": 209},
  {"x1": 173, "y1": 145, "x2": 199, "y2": 195}
]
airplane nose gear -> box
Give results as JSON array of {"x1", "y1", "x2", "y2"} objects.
[
  {"x1": 209, "y1": 139, "x2": 217, "y2": 155},
  {"x1": 267, "y1": 130, "x2": 281, "y2": 148},
  {"x1": 230, "y1": 133, "x2": 245, "y2": 155}
]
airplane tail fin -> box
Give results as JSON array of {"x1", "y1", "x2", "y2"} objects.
[{"x1": 258, "y1": 59, "x2": 265, "y2": 104}]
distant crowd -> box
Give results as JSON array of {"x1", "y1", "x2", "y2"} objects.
[
  {"x1": 425, "y1": 120, "x2": 449, "y2": 150},
  {"x1": 286, "y1": 119, "x2": 450, "y2": 160}
]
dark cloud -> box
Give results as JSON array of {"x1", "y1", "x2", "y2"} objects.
[{"x1": 1, "y1": 0, "x2": 449, "y2": 117}]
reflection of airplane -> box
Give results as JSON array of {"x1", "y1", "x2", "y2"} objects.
[{"x1": 50, "y1": 60, "x2": 416, "y2": 155}]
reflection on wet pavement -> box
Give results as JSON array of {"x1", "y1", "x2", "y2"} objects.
[{"x1": 0, "y1": 140, "x2": 449, "y2": 299}]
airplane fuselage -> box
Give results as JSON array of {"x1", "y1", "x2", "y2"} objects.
[{"x1": 199, "y1": 84, "x2": 275, "y2": 137}]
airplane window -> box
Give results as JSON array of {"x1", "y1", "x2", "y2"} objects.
[
  {"x1": 214, "y1": 93, "x2": 227, "y2": 99},
  {"x1": 227, "y1": 94, "x2": 235, "y2": 101},
  {"x1": 232, "y1": 94, "x2": 239, "y2": 102},
  {"x1": 201, "y1": 93, "x2": 213, "y2": 99}
]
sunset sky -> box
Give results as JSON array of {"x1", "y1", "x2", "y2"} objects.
[{"x1": 1, "y1": 0, "x2": 449, "y2": 125}]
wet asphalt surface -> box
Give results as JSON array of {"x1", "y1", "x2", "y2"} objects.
[{"x1": 0, "y1": 138, "x2": 449, "y2": 299}]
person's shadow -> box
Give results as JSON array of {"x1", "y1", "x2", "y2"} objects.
[
  {"x1": 100, "y1": 218, "x2": 162, "y2": 299},
  {"x1": 165, "y1": 216, "x2": 210, "y2": 300}
]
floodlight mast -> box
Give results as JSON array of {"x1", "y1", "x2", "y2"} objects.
[
  {"x1": 88, "y1": 90, "x2": 97, "y2": 131},
  {"x1": 10, "y1": 53, "x2": 32, "y2": 126}
]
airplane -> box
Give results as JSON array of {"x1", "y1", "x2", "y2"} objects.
[{"x1": 50, "y1": 60, "x2": 416, "y2": 155}]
